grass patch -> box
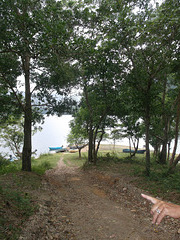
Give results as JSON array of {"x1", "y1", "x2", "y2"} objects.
[
  {"x1": 0, "y1": 153, "x2": 61, "y2": 176},
  {"x1": 32, "y1": 153, "x2": 62, "y2": 174},
  {"x1": 0, "y1": 160, "x2": 21, "y2": 175},
  {"x1": 63, "y1": 152, "x2": 86, "y2": 167}
]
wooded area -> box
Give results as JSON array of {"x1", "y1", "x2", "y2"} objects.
[{"x1": 0, "y1": 0, "x2": 180, "y2": 175}]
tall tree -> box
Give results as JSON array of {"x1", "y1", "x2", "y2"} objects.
[
  {"x1": 0, "y1": 0, "x2": 79, "y2": 171},
  {"x1": 93, "y1": 0, "x2": 179, "y2": 175}
]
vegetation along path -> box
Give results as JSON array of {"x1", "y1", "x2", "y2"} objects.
[{"x1": 19, "y1": 157, "x2": 179, "y2": 240}]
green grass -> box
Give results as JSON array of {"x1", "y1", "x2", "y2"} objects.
[
  {"x1": 31, "y1": 153, "x2": 62, "y2": 174},
  {"x1": 62, "y1": 152, "x2": 86, "y2": 167},
  {"x1": 0, "y1": 161, "x2": 21, "y2": 175},
  {"x1": 0, "y1": 153, "x2": 62, "y2": 176}
]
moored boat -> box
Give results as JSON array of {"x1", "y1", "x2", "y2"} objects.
[
  {"x1": 123, "y1": 149, "x2": 146, "y2": 154},
  {"x1": 49, "y1": 147, "x2": 63, "y2": 151}
]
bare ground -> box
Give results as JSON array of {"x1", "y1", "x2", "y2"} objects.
[{"x1": 19, "y1": 157, "x2": 180, "y2": 240}]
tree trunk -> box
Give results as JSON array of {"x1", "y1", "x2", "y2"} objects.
[
  {"x1": 167, "y1": 141, "x2": 171, "y2": 162},
  {"x1": 159, "y1": 141, "x2": 167, "y2": 164},
  {"x1": 169, "y1": 90, "x2": 180, "y2": 167},
  {"x1": 131, "y1": 138, "x2": 139, "y2": 157},
  {"x1": 145, "y1": 122, "x2": 151, "y2": 176},
  {"x1": 145, "y1": 103, "x2": 151, "y2": 176},
  {"x1": 78, "y1": 144, "x2": 88, "y2": 159},
  {"x1": 158, "y1": 77, "x2": 168, "y2": 164},
  {"x1": 22, "y1": 55, "x2": 32, "y2": 171},
  {"x1": 94, "y1": 129, "x2": 105, "y2": 165},
  {"x1": 88, "y1": 123, "x2": 93, "y2": 163},
  {"x1": 153, "y1": 140, "x2": 159, "y2": 160},
  {"x1": 168, "y1": 154, "x2": 180, "y2": 174},
  {"x1": 158, "y1": 117, "x2": 169, "y2": 164},
  {"x1": 78, "y1": 148, "x2": 81, "y2": 158},
  {"x1": 93, "y1": 130, "x2": 97, "y2": 164}
]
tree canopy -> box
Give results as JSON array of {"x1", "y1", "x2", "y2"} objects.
[{"x1": 1, "y1": 0, "x2": 180, "y2": 174}]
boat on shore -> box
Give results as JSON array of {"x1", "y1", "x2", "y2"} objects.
[
  {"x1": 69, "y1": 149, "x2": 78, "y2": 153},
  {"x1": 49, "y1": 147, "x2": 67, "y2": 152},
  {"x1": 123, "y1": 149, "x2": 146, "y2": 154},
  {"x1": 49, "y1": 147, "x2": 63, "y2": 151},
  {"x1": 69, "y1": 146, "x2": 78, "y2": 153}
]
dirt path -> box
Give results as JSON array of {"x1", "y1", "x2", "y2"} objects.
[{"x1": 19, "y1": 158, "x2": 179, "y2": 240}]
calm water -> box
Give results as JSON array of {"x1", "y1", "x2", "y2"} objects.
[
  {"x1": 32, "y1": 115, "x2": 73, "y2": 156},
  {"x1": 0, "y1": 115, "x2": 180, "y2": 157}
]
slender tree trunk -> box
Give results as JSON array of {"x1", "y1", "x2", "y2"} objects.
[
  {"x1": 94, "y1": 130, "x2": 104, "y2": 165},
  {"x1": 168, "y1": 154, "x2": 180, "y2": 174},
  {"x1": 78, "y1": 149, "x2": 81, "y2": 158},
  {"x1": 158, "y1": 77, "x2": 168, "y2": 164},
  {"x1": 158, "y1": 117, "x2": 168, "y2": 164},
  {"x1": 169, "y1": 90, "x2": 180, "y2": 167},
  {"x1": 78, "y1": 144, "x2": 88, "y2": 159},
  {"x1": 22, "y1": 55, "x2": 32, "y2": 171},
  {"x1": 167, "y1": 141, "x2": 170, "y2": 162},
  {"x1": 145, "y1": 102, "x2": 151, "y2": 176},
  {"x1": 145, "y1": 122, "x2": 151, "y2": 176},
  {"x1": 113, "y1": 139, "x2": 115, "y2": 152},
  {"x1": 159, "y1": 140, "x2": 167, "y2": 164},
  {"x1": 93, "y1": 130, "x2": 97, "y2": 164},
  {"x1": 128, "y1": 138, "x2": 132, "y2": 157},
  {"x1": 131, "y1": 138, "x2": 139, "y2": 157},
  {"x1": 84, "y1": 85, "x2": 94, "y2": 164},
  {"x1": 93, "y1": 127, "x2": 99, "y2": 164},
  {"x1": 88, "y1": 123, "x2": 93, "y2": 163}
]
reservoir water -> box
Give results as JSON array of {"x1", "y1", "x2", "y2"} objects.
[{"x1": 0, "y1": 115, "x2": 180, "y2": 157}]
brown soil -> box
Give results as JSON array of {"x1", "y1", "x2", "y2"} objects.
[{"x1": 19, "y1": 157, "x2": 180, "y2": 240}]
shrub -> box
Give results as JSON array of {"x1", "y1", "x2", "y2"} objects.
[
  {"x1": 0, "y1": 154, "x2": 10, "y2": 167},
  {"x1": 0, "y1": 161, "x2": 21, "y2": 175},
  {"x1": 32, "y1": 160, "x2": 52, "y2": 175}
]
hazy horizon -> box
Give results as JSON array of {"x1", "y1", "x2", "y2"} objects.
[{"x1": 0, "y1": 115, "x2": 179, "y2": 158}]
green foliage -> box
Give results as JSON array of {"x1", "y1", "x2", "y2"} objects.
[
  {"x1": 1, "y1": 0, "x2": 180, "y2": 174},
  {"x1": 0, "y1": 53, "x2": 22, "y2": 124},
  {"x1": 67, "y1": 116, "x2": 88, "y2": 147},
  {"x1": 0, "y1": 118, "x2": 24, "y2": 159},
  {"x1": 0, "y1": 154, "x2": 10, "y2": 167},
  {"x1": 97, "y1": 152, "x2": 120, "y2": 163},
  {"x1": 0, "y1": 161, "x2": 21, "y2": 175},
  {"x1": 1, "y1": 0, "x2": 81, "y2": 171},
  {"x1": 32, "y1": 160, "x2": 52, "y2": 175}
]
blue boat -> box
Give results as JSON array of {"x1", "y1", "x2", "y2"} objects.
[
  {"x1": 49, "y1": 147, "x2": 63, "y2": 151},
  {"x1": 123, "y1": 149, "x2": 146, "y2": 154},
  {"x1": 49, "y1": 147, "x2": 67, "y2": 153}
]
